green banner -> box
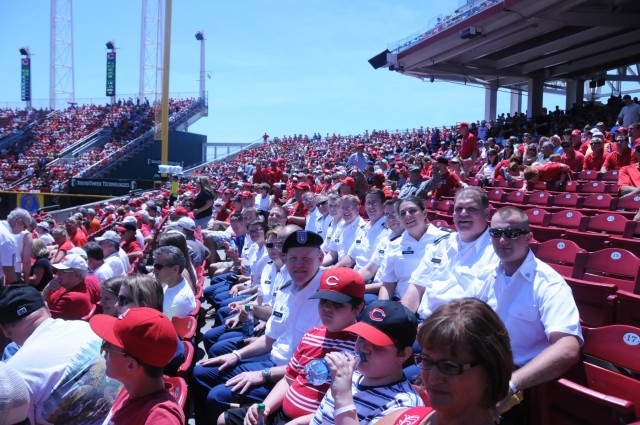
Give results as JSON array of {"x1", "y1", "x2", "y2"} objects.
[
  {"x1": 21, "y1": 57, "x2": 31, "y2": 101},
  {"x1": 106, "y1": 51, "x2": 116, "y2": 97}
]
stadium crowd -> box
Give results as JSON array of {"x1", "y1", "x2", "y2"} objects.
[
  {"x1": 0, "y1": 97, "x2": 204, "y2": 192},
  {"x1": 0, "y1": 94, "x2": 640, "y2": 424}
]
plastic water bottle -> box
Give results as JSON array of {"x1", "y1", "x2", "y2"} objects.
[
  {"x1": 242, "y1": 304, "x2": 254, "y2": 338},
  {"x1": 304, "y1": 351, "x2": 366, "y2": 385},
  {"x1": 256, "y1": 403, "x2": 266, "y2": 425}
]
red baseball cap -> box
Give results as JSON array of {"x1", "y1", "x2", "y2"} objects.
[
  {"x1": 295, "y1": 182, "x2": 311, "y2": 191},
  {"x1": 90, "y1": 307, "x2": 177, "y2": 367},
  {"x1": 571, "y1": 129, "x2": 582, "y2": 136},
  {"x1": 340, "y1": 177, "x2": 356, "y2": 188},
  {"x1": 174, "y1": 207, "x2": 188, "y2": 216},
  {"x1": 241, "y1": 190, "x2": 254, "y2": 198},
  {"x1": 310, "y1": 267, "x2": 365, "y2": 303},
  {"x1": 343, "y1": 300, "x2": 417, "y2": 347},
  {"x1": 457, "y1": 122, "x2": 469, "y2": 129}
]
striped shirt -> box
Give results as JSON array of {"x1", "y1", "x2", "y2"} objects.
[
  {"x1": 311, "y1": 372, "x2": 423, "y2": 425},
  {"x1": 282, "y1": 326, "x2": 357, "y2": 418}
]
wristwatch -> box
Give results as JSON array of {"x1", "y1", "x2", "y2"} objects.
[{"x1": 261, "y1": 368, "x2": 272, "y2": 381}]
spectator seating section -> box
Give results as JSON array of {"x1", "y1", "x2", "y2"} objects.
[{"x1": 565, "y1": 213, "x2": 630, "y2": 252}]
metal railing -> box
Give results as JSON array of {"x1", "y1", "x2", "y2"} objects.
[{"x1": 388, "y1": 0, "x2": 504, "y2": 54}]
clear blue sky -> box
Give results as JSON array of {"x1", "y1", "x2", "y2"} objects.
[{"x1": 0, "y1": 1, "x2": 569, "y2": 145}]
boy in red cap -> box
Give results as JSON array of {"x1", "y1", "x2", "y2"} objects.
[
  {"x1": 90, "y1": 307, "x2": 185, "y2": 425},
  {"x1": 311, "y1": 300, "x2": 422, "y2": 425},
  {"x1": 225, "y1": 267, "x2": 366, "y2": 425}
]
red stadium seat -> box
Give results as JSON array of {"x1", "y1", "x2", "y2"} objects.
[
  {"x1": 524, "y1": 207, "x2": 549, "y2": 226},
  {"x1": 175, "y1": 340, "x2": 195, "y2": 379},
  {"x1": 434, "y1": 199, "x2": 454, "y2": 214},
  {"x1": 614, "y1": 194, "x2": 640, "y2": 212},
  {"x1": 503, "y1": 189, "x2": 528, "y2": 205},
  {"x1": 430, "y1": 219, "x2": 455, "y2": 230},
  {"x1": 577, "y1": 170, "x2": 599, "y2": 181},
  {"x1": 582, "y1": 193, "x2": 615, "y2": 212},
  {"x1": 565, "y1": 181, "x2": 578, "y2": 192},
  {"x1": 164, "y1": 376, "x2": 188, "y2": 408},
  {"x1": 530, "y1": 209, "x2": 583, "y2": 242},
  {"x1": 579, "y1": 181, "x2": 607, "y2": 193},
  {"x1": 533, "y1": 239, "x2": 585, "y2": 277},
  {"x1": 565, "y1": 279, "x2": 618, "y2": 327},
  {"x1": 527, "y1": 190, "x2": 553, "y2": 207},
  {"x1": 487, "y1": 188, "x2": 505, "y2": 203},
  {"x1": 600, "y1": 170, "x2": 620, "y2": 182},
  {"x1": 172, "y1": 315, "x2": 198, "y2": 341},
  {"x1": 552, "y1": 192, "x2": 582, "y2": 209},
  {"x1": 530, "y1": 324, "x2": 640, "y2": 425},
  {"x1": 614, "y1": 290, "x2": 640, "y2": 327},
  {"x1": 565, "y1": 213, "x2": 629, "y2": 251},
  {"x1": 569, "y1": 248, "x2": 640, "y2": 294}
]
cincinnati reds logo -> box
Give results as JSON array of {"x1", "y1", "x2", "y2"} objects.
[
  {"x1": 369, "y1": 308, "x2": 386, "y2": 321},
  {"x1": 325, "y1": 275, "x2": 339, "y2": 286},
  {"x1": 397, "y1": 414, "x2": 421, "y2": 425}
]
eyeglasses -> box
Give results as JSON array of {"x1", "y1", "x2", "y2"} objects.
[
  {"x1": 414, "y1": 354, "x2": 480, "y2": 376},
  {"x1": 489, "y1": 228, "x2": 530, "y2": 239},
  {"x1": 399, "y1": 208, "x2": 421, "y2": 217},
  {"x1": 101, "y1": 341, "x2": 128, "y2": 356},
  {"x1": 153, "y1": 263, "x2": 173, "y2": 270},
  {"x1": 316, "y1": 200, "x2": 328, "y2": 207},
  {"x1": 117, "y1": 295, "x2": 133, "y2": 306},
  {"x1": 590, "y1": 142, "x2": 602, "y2": 146},
  {"x1": 384, "y1": 211, "x2": 399, "y2": 219},
  {"x1": 266, "y1": 242, "x2": 284, "y2": 249}
]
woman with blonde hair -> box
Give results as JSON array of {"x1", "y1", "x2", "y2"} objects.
[
  {"x1": 193, "y1": 175, "x2": 215, "y2": 229},
  {"x1": 29, "y1": 239, "x2": 53, "y2": 291}
]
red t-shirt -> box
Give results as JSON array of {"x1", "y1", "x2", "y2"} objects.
[
  {"x1": 48, "y1": 281, "x2": 92, "y2": 320},
  {"x1": 561, "y1": 150, "x2": 584, "y2": 172},
  {"x1": 84, "y1": 274, "x2": 101, "y2": 304},
  {"x1": 583, "y1": 151, "x2": 608, "y2": 171},
  {"x1": 459, "y1": 133, "x2": 477, "y2": 158},
  {"x1": 107, "y1": 387, "x2": 185, "y2": 425},
  {"x1": 431, "y1": 171, "x2": 462, "y2": 199},
  {"x1": 282, "y1": 326, "x2": 357, "y2": 418},
  {"x1": 618, "y1": 164, "x2": 640, "y2": 188},
  {"x1": 121, "y1": 240, "x2": 143, "y2": 255},
  {"x1": 603, "y1": 150, "x2": 635, "y2": 171},
  {"x1": 70, "y1": 230, "x2": 87, "y2": 248}
]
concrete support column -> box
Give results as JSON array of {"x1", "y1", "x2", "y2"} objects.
[
  {"x1": 484, "y1": 85, "x2": 497, "y2": 122},
  {"x1": 527, "y1": 77, "x2": 544, "y2": 119},
  {"x1": 510, "y1": 90, "x2": 522, "y2": 114}
]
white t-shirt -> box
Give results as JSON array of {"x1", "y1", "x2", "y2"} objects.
[
  {"x1": 0, "y1": 221, "x2": 17, "y2": 281},
  {"x1": 7, "y1": 318, "x2": 121, "y2": 425},
  {"x1": 163, "y1": 278, "x2": 197, "y2": 319}
]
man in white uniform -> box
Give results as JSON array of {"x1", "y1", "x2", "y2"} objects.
[
  {"x1": 474, "y1": 207, "x2": 582, "y2": 413},
  {"x1": 192, "y1": 230, "x2": 324, "y2": 423},
  {"x1": 402, "y1": 187, "x2": 498, "y2": 320},
  {"x1": 153, "y1": 245, "x2": 196, "y2": 319}
]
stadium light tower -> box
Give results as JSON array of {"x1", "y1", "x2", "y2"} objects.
[
  {"x1": 195, "y1": 31, "x2": 205, "y2": 101},
  {"x1": 50, "y1": 0, "x2": 76, "y2": 109},
  {"x1": 19, "y1": 47, "x2": 32, "y2": 109}
]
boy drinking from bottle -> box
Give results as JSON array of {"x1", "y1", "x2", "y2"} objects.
[
  {"x1": 311, "y1": 300, "x2": 423, "y2": 425},
  {"x1": 221, "y1": 267, "x2": 366, "y2": 425}
]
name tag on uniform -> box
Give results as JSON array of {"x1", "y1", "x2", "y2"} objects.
[
  {"x1": 431, "y1": 258, "x2": 442, "y2": 264},
  {"x1": 379, "y1": 249, "x2": 385, "y2": 254},
  {"x1": 402, "y1": 250, "x2": 414, "y2": 255},
  {"x1": 355, "y1": 240, "x2": 362, "y2": 244},
  {"x1": 273, "y1": 311, "x2": 283, "y2": 319}
]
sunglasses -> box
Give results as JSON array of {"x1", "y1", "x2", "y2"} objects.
[
  {"x1": 489, "y1": 228, "x2": 530, "y2": 239},
  {"x1": 153, "y1": 263, "x2": 173, "y2": 270},
  {"x1": 316, "y1": 200, "x2": 328, "y2": 207},
  {"x1": 266, "y1": 242, "x2": 284, "y2": 249},
  {"x1": 117, "y1": 295, "x2": 133, "y2": 306},
  {"x1": 590, "y1": 142, "x2": 602, "y2": 146},
  {"x1": 100, "y1": 340, "x2": 140, "y2": 363},
  {"x1": 414, "y1": 354, "x2": 480, "y2": 376}
]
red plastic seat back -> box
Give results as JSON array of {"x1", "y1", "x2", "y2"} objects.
[
  {"x1": 504, "y1": 190, "x2": 527, "y2": 205},
  {"x1": 528, "y1": 190, "x2": 553, "y2": 206},
  {"x1": 572, "y1": 249, "x2": 640, "y2": 292},
  {"x1": 582, "y1": 194, "x2": 614, "y2": 211},
  {"x1": 582, "y1": 325, "x2": 640, "y2": 373},
  {"x1": 584, "y1": 213, "x2": 629, "y2": 235},
  {"x1": 549, "y1": 209, "x2": 583, "y2": 229},
  {"x1": 615, "y1": 290, "x2": 640, "y2": 328},
  {"x1": 525, "y1": 207, "x2": 548, "y2": 226},
  {"x1": 487, "y1": 188, "x2": 505, "y2": 202},
  {"x1": 553, "y1": 192, "x2": 582, "y2": 208},
  {"x1": 615, "y1": 194, "x2": 640, "y2": 212},
  {"x1": 172, "y1": 315, "x2": 197, "y2": 340},
  {"x1": 535, "y1": 239, "x2": 585, "y2": 268}
]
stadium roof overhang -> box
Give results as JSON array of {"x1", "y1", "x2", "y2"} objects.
[{"x1": 371, "y1": 0, "x2": 640, "y2": 92}]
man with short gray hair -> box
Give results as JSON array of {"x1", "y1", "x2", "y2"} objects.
[
  {"x1": 153, "y1": 245, "x2": 196, "y2": 319},
  {"x1": 95, "y1": 231, "x2": 128, "y2": 277},
  {"x1": 0, "y1": 208, "x2": 31, "y2": 285},
  {"x1": 44, "y1": 254, "x2": 93, "y2": 320}
]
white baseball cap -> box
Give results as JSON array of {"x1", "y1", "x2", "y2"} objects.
[
  {"x1": 177, "y1": 217, "x2": 196, "y2": 232},
  {"x1": 52, "y1": 253, "x2": 88, "y2": 271},
  {"x1": 37, "y1": 222, "x2": 50, "y2": 231},
  {"x1": 95, "y1": 230, "x2": 121, "y2": 244}
]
